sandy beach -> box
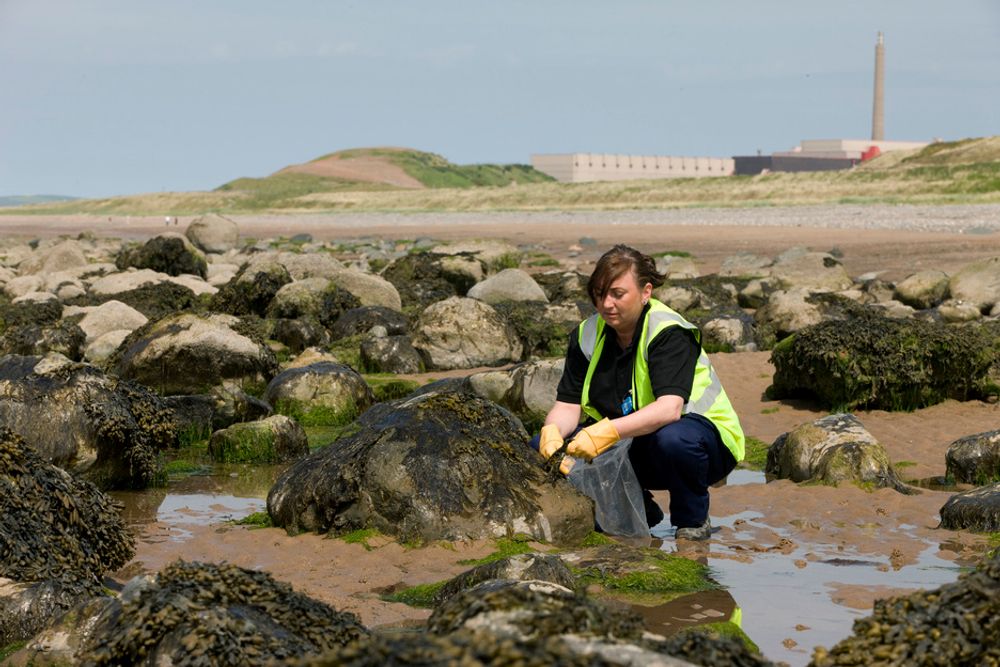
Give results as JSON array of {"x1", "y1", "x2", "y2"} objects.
[{"x1": 6, "y1": 203, "x2": 999, "y2": 665}]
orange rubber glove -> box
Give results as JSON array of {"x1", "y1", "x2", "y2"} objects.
[
  {"x1": 538, "y1": 424, "x2": 563, "y2": 459},
  {"x1": 565, "y1": 418, "x2": 620, "y2": 462}
]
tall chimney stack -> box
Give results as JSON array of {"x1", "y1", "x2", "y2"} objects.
[{"x1": 871, "y1": 31, "x2": 885, "y2": 141}]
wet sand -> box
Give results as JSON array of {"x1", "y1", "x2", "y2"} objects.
[{"x1": 11, "y1": 205, "x2": 997, "y2": 665}]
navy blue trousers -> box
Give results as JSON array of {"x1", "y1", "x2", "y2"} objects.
[{"x1": 528, "y1": 414, "x2": 736, "y2": 529}]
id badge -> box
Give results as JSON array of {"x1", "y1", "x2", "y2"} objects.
[{"x1": 620, "y1": 393, "x2": 634, "y2": 416}]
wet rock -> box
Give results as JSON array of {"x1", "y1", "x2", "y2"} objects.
[
  {"x1": 810, "y1": 549, "x2": 1000, "y2": 666},
  {"x1": 263, "y1": 361, "x2": 374, "y2": 425},
  {"x1": 16, "y1": 239, "x2": 89, "y2": 276},
  {"x1": 766, "y1": 414, "x2": 910, "y2": 492},
  {"x1": 208, "y1": 414, "x2": 308, "y2": 464},
  {"x1": 112, "y1": 312, "x2": 278, "y2": 396},
  {"x1": 83, "y1": 329, "x2": 131, "y2": 365},
  {"x1": 4, "y1": 594, "x2": 111, "y2": 665},
  {"x1": 701, "y1": 314, "x2": 757, "y2": 352},
  {"x1": 184, "y1": 213, "x2": 240, "y2": 253},
  {"x1": 412, "y1": 296, "x2": 523, "y2": 370},
  {"x1": 359, "y1": 334, "x2": 423, "y2": 373},
  {"x1": 493, "y1": 300, "x2": 579, "y2": 360},
  {"x1": 533, "y1": 270, "x2": 589, "y2": 303},
  {"x1": 0, "y1": 429, "x2": 133, "y2": 644},
  {"x1": 893, "y1": 269, "x2": 949, "y2": 309},
  {"x1": 768, "y1": 310, "x2": 996, "y2": 410},
  {"x1": 70, "y1": 280, "x2": 198, "y2": 321},
  {"x1": 428, "y1": 578, "x2": 644, "y2": 640},
  {"x1": 267, "y1": 391, "x2": 593, "y2": 544},
  {"x1": 949, "y1": 256, "x2": 1000, "y2": 313},
  {"x1": 434, "y1": 553, "x2": 577, "y2": 606},
  {"x1": 76, "y1": 560, "x2": 368, "y2": 666},
  {"x1": 271, "y1": 317, "x2": 331, "y2": 353},
  {"x1": 753, "y1": 288, "x2": 823, "y2": 340},
  {"x1": 0, "y1": 354, "x2": 176, "y2": 488},
  {"x1": 303, "y1": 630, "x2": 701, "y2": 666},
  {"x1": 770, "y1": 249, "x2": 852, "y2": 292},
  {"x1": 330, "y1": 305, "x2": 409, "y2": 339},
  {"x1": 655, "y1": 632, "x2": 775, "y2": 667},
  {"x1": 210, "y1": 260, "x2": 292, "y2": 317},
  {"x1": 115, "y1": 232, "x2": 208, "y2": 279},
  {"x1": 0, "y1": 320, "x2": 86, "y2": 361},
  {"x1": 938, "y1": 483, "x2": 1000, "y2": 532},
  {"x1": 381, "y1": 252, "x2": 465, "y2": 309},
  {"x1": 266, "y1": 278, "x2": 361, "y2": 328},
  {"x1": 467, "y1": 268, "x2": 548, "y2": 304},
  {"x1": 946, "y1": 429, "x2": 1000, "y2": 485},
  {"x1": 439, "y1": 255, "x2": 484, "y2": 291},
  {"x1": 465, "y1": 359, "x2": 564, "y2": 431}
]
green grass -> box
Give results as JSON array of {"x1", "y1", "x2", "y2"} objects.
[
  {"x1": 742, "y1": 436, "x2": 770, "y2": 471},
  {"x1": 759, "y1": 406, "x2": 780, "y2": 415},
  {"x1": 339, "y1": 527, "x2": 382, "y2": 551},
  {"x1": 893, "y1": 460, "x2": 917, "y2": 469},
  {"x1": 0, "y1": 642, "x2": 26, "y2": 661},
  {"x1": 381, "y1": 580, "x2": 447, "y2": 608},
  {"x1": 580, "y1": 531, "x2": 617, "y2": 547},
  {"x1": 574, "y1": 550, "x2": 717, "y2": 596},
  {"x1": 340, "y1": 148, "x2": 554, "y2": 189},
  {"x1": 458, "y1": 536, "x2": 536, "y2": 566},
  {"x1": 233, "y1": 511, "x2": 273, "y2": 529}
]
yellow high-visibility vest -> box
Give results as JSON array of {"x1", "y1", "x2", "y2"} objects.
[{"x1": 578, "y1": 299, "x2": 745, "y2": 461}]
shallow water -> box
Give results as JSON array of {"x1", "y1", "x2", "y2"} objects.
[{"x1": 111, "y1": 463, "x2": 975, "y2": 667}]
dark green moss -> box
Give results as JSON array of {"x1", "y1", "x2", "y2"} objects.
[
  {"x1": 494, "y1": 300, "x2": 574, "y2": 359},
  {"x1": 339, "y1": 528, "x2": 382, "y2": 550},
  {"x1": 381, "y1": 581, "x2": 447, "y2": 608},
  {"x1": 233, "y1": 511, "x2": 273, "y2": 529},
  {"x1": 742, "y1": 436, "x2": 770, "y2": 471}
]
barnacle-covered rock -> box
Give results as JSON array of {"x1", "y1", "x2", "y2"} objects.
[
  {"x1": 267, "y1": 391, "x2": 592, "y2": 545},
  {"x1": 769, "y1": 310, "x2": 997, "y2": 411},
  {"x1": 766, "y1": 414, "x2": 912, "y2": 493},
  {"x1": 0, "y1": 429, "x2": 133, "y2": 644},
  {"x1": 0, "y1": 353, "x2": 176, "y2": 488},
  {"x1": 434, "y1": 553, "x2": 577, "y2": 606},
  {"x1": 77, "y1": 560, "x2": 368, "y2": 666},
  {"x1": 809, "y1": 549, "x2": 1000, "y2": 666},
  {"x1": 264, "y1": 361, "x2": 374, "y2": 426},
  {"x1": 946, "y1": 429, "x2": 1000, "y2": 485},
  {"x1": 0, "y1": 320, "x2": 86, "y2": 361},
  {"x1": 111, "y1": 312, "x2": 278, "y2": 396},
  {"x1": 938, "y1": 482, "x2": 1000, "y2": 532}
]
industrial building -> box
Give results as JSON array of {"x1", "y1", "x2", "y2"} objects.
[{"x1": 536, "y1": 33, "x2": 930, "y2": 183}]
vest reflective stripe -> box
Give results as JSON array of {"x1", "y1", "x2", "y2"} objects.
[{"x1": 577, "y1": 300, "x2": 744, "y2": 462}]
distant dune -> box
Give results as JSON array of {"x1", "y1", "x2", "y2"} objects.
[{"x1": 4, "y1": 138, "x2": 997, "y2": 216}]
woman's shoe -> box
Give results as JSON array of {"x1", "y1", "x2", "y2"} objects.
[{"x1": 675, "y1": 518, "x2": 712, "y2": 541}]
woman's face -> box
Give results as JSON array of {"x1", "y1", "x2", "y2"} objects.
[{"x1": 596, "y1": 269, "x2": 652, "y2": 334}]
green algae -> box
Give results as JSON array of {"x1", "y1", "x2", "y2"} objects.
[
  {"x1": 381, "y1": 581, "x2": 447, "y2": 608},
  {"x1": 458, "y1": 536, "x2": 536, "y2": 566},
  {"x1": 742, "y1": 436, "x2": 770, "y2": 471},
  {"x1": 339, "y1": 528, "x2": 382, "y2": 550},
  {"x1": 233, "y1": 511, "x2": 273, "y2": 529}
]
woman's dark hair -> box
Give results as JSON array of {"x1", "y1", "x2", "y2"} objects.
[{"x1": 587, "y1": 244, "x2": 665, "y2": 305}]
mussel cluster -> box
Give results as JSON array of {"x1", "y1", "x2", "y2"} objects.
[
  {"x1": 811, "y1": 550, "x2": 1000, "y2": 666},
  {"x1": 78, "y1": 560, "x2": 368, "y2": 666},
  {"x1": 0, "y1": 427, "x2": 134, "y2": 596}
]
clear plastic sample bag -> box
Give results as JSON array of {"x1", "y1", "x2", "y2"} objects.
[{"x1": 566, "y1": 437, "x2": 648, "y2": 538}]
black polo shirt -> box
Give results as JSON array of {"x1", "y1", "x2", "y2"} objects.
[{"x1": 556, "y1": 308, "x2": 700, "y2": 421}]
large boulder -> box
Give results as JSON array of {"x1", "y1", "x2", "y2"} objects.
[
  {"x1": 765, "y1": 414, "x2": 909, "y2": 492},
  {"x1": 267, "y1": 391, "x2": 593, "y2": 544},
  {"x1": 115, "y1": 232, "x2": 208, "y2": 279},
  {"x1": 184, "y1": 213, "x2": 240, "y2": 253},
  {"x1": 810, "y1": 550, "x2": 1000, "y2": 667},
  {"x1": 946, "y1": 429, "x2": 1000, "y2": 485},
  {"x1": 0, "y1": 428, "x2": 134, "y2": 644},
  {"x1": 655, "y1": 255, "x2": 700, "y2": 279},
  {"x1": 359, "y1": 333, "x2": 423, "y2": 374},
  {"x1": 16, "y1": 239, "x2": 88, "y2": 276},
  {"x1": 753, "y1": 288, "x2": 823, "y2": 341},
  {"x1": 412, "y1": 296, "x2": 523, "y2": 370},
  {"x1": 266, "y1": 278, "x2": 360, "y2": 327},
  {"x1": 74, "y1": 561, "x2": 368, "y2": 666},
  {"x1": 208, "y1": 414, "x2": 308, "y2": 464},
  {"x1": 329, "y1": 267, "x2": 401, "y2": 310},
  {"x1": 210, "y1": 260, "x2": 292, "y2": 317},
  {"x1": 769, "y1": 248, "x2": 852, "y2": 292},
  {"x1": 466, "y1": 359, "x2": 564, "y2": 431},
  {"x1": 701, "y1": 314, "x2": 757, "y2": 352},
  {"x1": 264, "y1": 361, "x2": 374, "y2": 425},
  {"x1": 467, "y1": 268, "x2": 548, "y2": 304},
  {"x1": 893, "y1": 269, "x2": 950, "y2": 309},
  {"x1": 330, "y1": 305, "x2": 409, "y2": 339},
  {"x1": 64, "y1": 299, "x2": 147, "y2": 344},
  {"x1": 938, "y1": 483, "x2": 1000, "y2": 532},
  {"x1": 949, "y1": 256, "x2": 1000, "y2": 313},
  {"x1": 0, "y1": 354, "x2": 176, "y2": 488},
  {"x1": 112, "y1": 312, "x2": 278, "y2": 396},
  {"x1": 768, "y1": 310, "x2": 997, "y2": 410}
]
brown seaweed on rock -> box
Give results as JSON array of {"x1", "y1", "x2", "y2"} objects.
[{"x1": 78, "y1": 560, "x2": 368, "y2": 667}]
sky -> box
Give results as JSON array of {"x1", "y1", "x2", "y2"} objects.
[{"x1": 1, "y1": 1, "x2": 998, "y2": 198}]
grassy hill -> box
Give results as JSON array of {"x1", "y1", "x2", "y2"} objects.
[{"x1": 6, "y1": 138, "x2": 999, "y2": 216}]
